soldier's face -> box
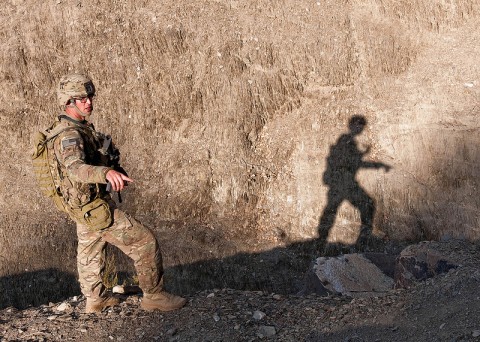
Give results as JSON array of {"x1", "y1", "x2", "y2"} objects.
[{"x1": 74, "y1": 96, "x2": 94, "y2": 116}]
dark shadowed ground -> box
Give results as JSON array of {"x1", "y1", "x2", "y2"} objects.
[{"x1": 1, "y1": 239, "x2": 479, "y2": 342}]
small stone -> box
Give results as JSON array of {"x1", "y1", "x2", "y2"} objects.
[
  {"x1": 207, "y1": 293, "x2": 215, "y2": 298},
  {"x1": 234, "y1": 324, "x2": 241, "y2": 330},
  {"x1": 56, "y1": 302, "x2": 70, "y2": 312},
  {"x1": 258, "y1": 325, "x2": 276, "y2": 337},
  {"x1": 213, "y1": 313, "x2": 221, "y2": 322},
  {"x1": 113, "y1": 285, "x2": 125, "y2": 294},
  {"x1": 253, "y1": 310, "x2": 266, "y2": 320},
  {"x1": 472, "y1": 330, "x2": 480, "y2": 338},
  {"x1": 47, "y1": 315, "x2": 56, "y2": 321},
  {"x1": 272, "y1": 294, "x2": 282, "y2": 300},
  {"x1": 166, "y1": 328, "x2": 177, "y2": 336}
]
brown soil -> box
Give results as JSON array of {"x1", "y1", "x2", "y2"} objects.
[{"x1": 2, "y1": 1, "x2": 480, "y2": 341}]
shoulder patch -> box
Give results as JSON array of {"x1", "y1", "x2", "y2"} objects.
[{"x1": 61, "y1": 138, "x2": 80, "y2": 149}]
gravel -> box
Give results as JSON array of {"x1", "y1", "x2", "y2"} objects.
[{"x1": 1, "y1": 240, "x2": 479, "y2": 342}]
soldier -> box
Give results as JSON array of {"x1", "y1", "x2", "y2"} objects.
[{"x1": 46, "y1": 73, "x2": 186, "y2": 313}]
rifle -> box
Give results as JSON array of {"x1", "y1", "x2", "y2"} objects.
[{"x1": 99, "y1": 134, "x2": 128, "y2": 203}]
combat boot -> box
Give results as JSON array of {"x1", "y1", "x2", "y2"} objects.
[
  {"x1": 141, "y1": 292, "x2": 186, "y2": 312},
  {"x1": 85, "y1": 295, "x2": 120, "y2": 313}
]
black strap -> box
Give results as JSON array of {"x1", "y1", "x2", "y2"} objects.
[{"x1": 58, "y1": 114, "x2": 89, "y2": 128}]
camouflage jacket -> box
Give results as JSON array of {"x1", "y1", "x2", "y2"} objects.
[{"x1": 51, "y1": 115, "x2": 113, "y2": 209}]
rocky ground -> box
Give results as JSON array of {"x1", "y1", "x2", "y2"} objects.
[{"x1": 1, "y1": 239, "x2": 480, "y2": 342}]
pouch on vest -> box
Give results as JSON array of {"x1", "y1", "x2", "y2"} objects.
[{"x1": 68, "y1": 197, "x2": 112, "y2": 231}]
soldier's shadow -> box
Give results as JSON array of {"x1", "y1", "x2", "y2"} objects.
[
  {"x1": 317, "y1": 115, "x2": 391, "y2": 253},
  {"x1": 162, "y1": 116, "x2": 396, "y2": 296}
]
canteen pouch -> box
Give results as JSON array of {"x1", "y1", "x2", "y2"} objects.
[{"x1": 70, "y1": 197, "x2": 112, "y2": 231}]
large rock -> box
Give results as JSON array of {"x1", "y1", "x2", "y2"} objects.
[
  {"x1": 302, "y1": 254, "x2": 394, "y2": 297},
  {"x1": 394, "y1": 241, "x2": 458, "y2": 289}
]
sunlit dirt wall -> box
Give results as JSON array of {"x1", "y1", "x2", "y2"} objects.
[{"x1": 1, "y1": 0, "x2": 479, "y2": 277}]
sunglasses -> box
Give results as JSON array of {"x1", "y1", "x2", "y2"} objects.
[{"x1": 74, "y1": 95, "x2": 95, "y2": 103}]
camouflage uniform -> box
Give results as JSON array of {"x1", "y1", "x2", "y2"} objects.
[
  {"x1": 52, "y1": 116, "x2": 163, "y2": 299},
  {"x1": 40, "y1": 73, "x2": 185, "y2": 313}
]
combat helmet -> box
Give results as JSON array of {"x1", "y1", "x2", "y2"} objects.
[{"x1": 57, "y1": 73, "x2": 95, "y2": 108}]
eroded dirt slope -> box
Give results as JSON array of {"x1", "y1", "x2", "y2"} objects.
[{"x1": 1, "y1": 1, "x2": 480, "y2": 282}]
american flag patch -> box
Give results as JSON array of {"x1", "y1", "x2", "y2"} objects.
[{"x1": 61, "y1": 138, "x2": 79, "y2": 149}]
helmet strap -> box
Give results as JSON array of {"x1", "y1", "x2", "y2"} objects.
[{"x1": 66, "y1": 101, "x2": 89, "y2": 118}]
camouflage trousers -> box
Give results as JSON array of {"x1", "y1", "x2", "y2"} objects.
[{"x1": 75, "y1": 204, "x2": 163, "y2": 299}]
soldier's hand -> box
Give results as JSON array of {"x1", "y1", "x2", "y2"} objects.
[{"x1": 106, "y1": 170, "x2": 134, "y2": 191}]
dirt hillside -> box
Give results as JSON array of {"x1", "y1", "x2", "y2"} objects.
[{"x1": 0, "y1": 0, "x2": 480, "y2": 336}]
